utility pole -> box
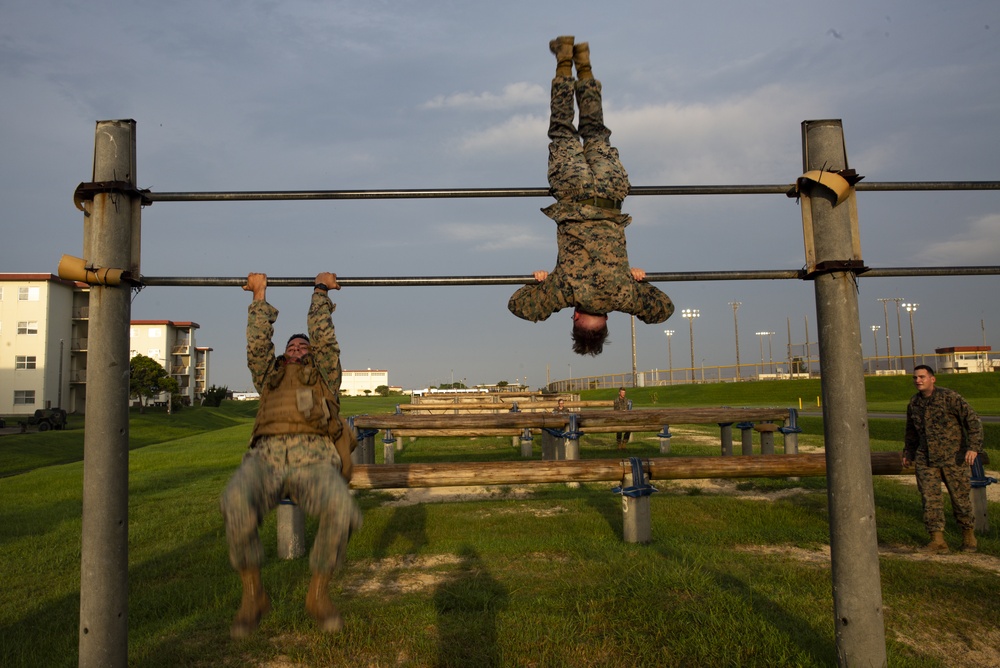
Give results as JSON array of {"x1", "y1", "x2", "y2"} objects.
[
  {"x1": 729, "y1": 301, "x2": 742, "y2": 380},
  {"x1": 877, "y1": 298, "x2": 894, "y2": 370}
]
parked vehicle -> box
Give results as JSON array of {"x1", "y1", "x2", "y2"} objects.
[{"x1": 20, "y1": 408, "x2": 68, "y2": 432}]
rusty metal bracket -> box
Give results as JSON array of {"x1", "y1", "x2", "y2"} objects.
[
  {"x1": 802, "y1": 259, "x2": 869, "y2": 279},
  {"x1": 74, "y1": 181, "x2": 153, "y2": 212}
]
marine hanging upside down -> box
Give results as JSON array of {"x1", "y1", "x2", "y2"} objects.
[{"x1": 508, "y1": 37, "x2": 674, "y2": 356}]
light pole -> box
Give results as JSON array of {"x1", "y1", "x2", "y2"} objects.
[
  {"x1": 877, "y1": 298, "x2": 894, "y2": 369},
  {"x1": 729, "y1": 301, "x2": 742, "y2": 381},
  {"x1": 893, "y1": 298, "x2": 904, "y2": 372},
  {"x1": 664, "y1": 329, "x2": 674, "y2": 385},
  {"x1": 767, "y1": 331, "x2": 774, "y2": 373},
  {"x1": 681, "y1": 309, "x2": 699, "y2": 382},
  {"x1": 871, "y1": 325, "x2": 880, "y2": 374},
  {"x1": 567, "y1": 363, "x2": 571, "y2": 392},
  {"x1": 755, "y1": 331, "x2": 773, "y2": 377},
  {"x1": 903, "y1": 303, "x2": 919, "y2": 369}
]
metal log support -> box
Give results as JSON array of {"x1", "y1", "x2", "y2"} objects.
[
  {"x1": 802, "y1": 119, "x2": 887, "y2": 665},
  {"x1": 78, "y1": 120, "x2": 138, "y2": 668}
]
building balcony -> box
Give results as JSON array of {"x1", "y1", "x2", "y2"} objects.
[
  {"x1": 73, "y1": 307, "x2": 89, "y2": 319},
  {"x1": 70, "y1": 370, "x2": 87, "y2": 383},
  {"x1": 71, "y1": 338, "x2": 88, "y2": 351},
  {"x1": 171, "y1": 345, "x2": 191, "y2": 355},
  {"x1": 171, "y1": 366, "x2": 190, "y2": 375}
]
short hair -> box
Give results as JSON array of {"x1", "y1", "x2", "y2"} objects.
[
  {"x1": 571, "y1": 322, "x2": 609, "y2": 356},
  {"x1": 913, "y1": 364, "x2": 935, "y2": 376},
  {"x1": 286, "y1": 333, "x2": 310, "y2": 346}
]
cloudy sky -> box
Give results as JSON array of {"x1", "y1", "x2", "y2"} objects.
[{"x1": 2, "y1": 0, "x2": 998, "y2": 391}]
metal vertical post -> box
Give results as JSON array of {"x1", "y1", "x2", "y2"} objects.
[
  {"x1": 801, "y1": 119, "x2": 886, "y2": 666},
  {"x1": 79, "y1": 120, "x2": 138, "y2": 667}
]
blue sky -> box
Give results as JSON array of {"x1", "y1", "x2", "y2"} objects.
[{"x1": 2, "y1": 1, "x2": 998, "y2": 390}]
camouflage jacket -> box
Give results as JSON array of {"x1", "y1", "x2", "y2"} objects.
[
  {"x1": 247, "y1": 292, "x2": 342, "y2": 398},
  {"x1": 904, "y1": 387, "x2": 983, "y2": 466},
  {"x1": 507, "y1": 208, "x2": 674, "y2": 323},
  {"x1": 614, "y1": 395, "x2": 629, "y2": 411}
]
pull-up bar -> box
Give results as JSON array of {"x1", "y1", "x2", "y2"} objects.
[
  {"x1": 138, "y1": 265, "x2": 1000, "y2": 288},
  {"x1": 138, "y1": 180, "x2": 1000, "y2": 203}
]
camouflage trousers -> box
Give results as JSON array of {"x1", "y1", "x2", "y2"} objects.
[
  {"x1": 914, "y1": 457, "x2": 974, "y2": 532},
  {"x1": 547, "y1": 77, "x2": 630, "y2": 202},
  {"x1": 220, "y1": 433, "x2": 362, "y2": 575}
]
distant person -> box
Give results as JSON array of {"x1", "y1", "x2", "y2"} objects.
[
  {"x1": 614, "y1": 387, "x2": 631, "y2": 449},
  {"x1": 507, "y1": 37, "x2": 674, "y2": 356},
  {"x1": 553, "y1": 398, "x2": 569, "y2": 413},
  {"x1": 220, "y1": 272, "x2": 361, "y2": 638},
  {"x1": 902, "y1": 365, "x2": 983, "y2": 553}
]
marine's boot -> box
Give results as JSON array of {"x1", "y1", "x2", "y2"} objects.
[
  {"x1": 231, "y1": 568, "x2": 270, "y2": 639},
  {"x1": 920, "y1": 530, "x2": 949, "y2": 554},
  {"x1": 306, "y1": 572, "x2": 344, "y2": 633},
  {"x1": 550, "y1": 36, "x2": 574, "y2": 78},
  {"x1": 961, "y1": 528, "x2": 978, "y2": 553},
  {"x1": 573, "y1": 42, "x2": 592, "y2": 80}
]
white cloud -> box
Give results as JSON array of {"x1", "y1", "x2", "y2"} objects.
[
  {"x1": 455, "y1": 113, "x2": 547, "y2": 154},
  {"x1": 421, "y1": 82, "x2": 547, "y2": 110},
  {"x1": 916, "y1": 214, "x2": 1000, "y2": 265}
]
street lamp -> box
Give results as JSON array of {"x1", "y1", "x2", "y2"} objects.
[
  {"x1": 681, "y1": 309, "x2": 699, "y2": 382},
  {"x1": 729, "y1": 301, "x2": 742, "y2": 381},
  {"x1": 664, "y1": 329, "x2": 674, "y2": 385},
  {"x1": 893, "y1": 298, "x2": 905, "y2": 372},
  {"x1": 902, "y1": 303, "x2": 919, "y2": 369},
  {"x1": 871, "y1": 325, "x2": 880, "y2": 374}
]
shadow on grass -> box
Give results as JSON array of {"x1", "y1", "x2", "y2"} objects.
[{"x1": 433, "y1": 544, "x2": 509, "y2": 668}]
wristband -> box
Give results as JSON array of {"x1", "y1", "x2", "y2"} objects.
[{"x1": 314, "y1": 283, "x2": 329, "y2": 292}]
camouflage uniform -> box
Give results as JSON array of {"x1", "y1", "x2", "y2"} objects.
[
  {"x1": 904, "y1": 386, "x2": 983, "y2": 532},
  {"x1": 507, "y1": 77, "x2": 674, "y2": 323},
  {"x1": 220, "y1": 292, "x2": 361, "y2": 575},
  {"x1": 614, "y1": 393, "x2": 631, "y2": 446}
]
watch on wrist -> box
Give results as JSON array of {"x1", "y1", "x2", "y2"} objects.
[{"x1": 314, "y1": 283, "x2": 329, "y2": 292}]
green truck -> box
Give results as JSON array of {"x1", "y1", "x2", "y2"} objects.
[{"x1": 19, "y1": 408, "x2": 68, "y2": 432}]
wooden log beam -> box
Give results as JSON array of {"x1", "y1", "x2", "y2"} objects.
[
  {"x1": 349, "y1": 452, "x2": 905, "y2": 489},
  {"x1": 351, "y1": 407, "x2": 790, "y2": 431}
]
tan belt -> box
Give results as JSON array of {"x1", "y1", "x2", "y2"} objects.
[{"x1": 577, "y1": 196, "x2": 623, "y2": 211}]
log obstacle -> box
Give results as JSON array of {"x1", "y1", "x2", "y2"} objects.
[{"x1": 278, "y1": 451, "x2": 909, "y2": 557}]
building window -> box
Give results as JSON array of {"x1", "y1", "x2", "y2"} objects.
[
  {"x1": 14, "y1": 390, "x2": 36, "y2": 405},
  {"x1": 0, "y1": 287, "x2": 4, "y2": 300},
  {"x1": 149, "y1": 328, "x2": 162, "y2": 338},
  {"x1": 18, "y1": 286, "x2": 40, "y2": 301},
  {"x1": 15, "y1": 356, "x2": 37, "y2": 369},
  {"x1": 17, "y1": 321, "x2": 38, "y2": 335},
  {"x1": 148, "y1": 348, "x2": 160, "y2": 358}
]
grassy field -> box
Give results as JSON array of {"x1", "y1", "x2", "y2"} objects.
[{"x1": 1, "y1": 379, "x2": 998, "y2": 666}]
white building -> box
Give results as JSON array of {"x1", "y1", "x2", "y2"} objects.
[
  {"x1": 0, "y1": 274, "x2": 84, "y2": 415},
  {"x1": 129, "y1": 320, "x2": 212, "y2": 405},
  {"x1": 0, "y1": 273, "x2": 212, "y2": 414},
  {"x1": 341, "y1": 368, "x2": 389, "y2": 396},
  {"x1": 935, "y1": 346, "x2": 999, "y2": 374}
]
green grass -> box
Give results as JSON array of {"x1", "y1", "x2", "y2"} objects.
[{"x1": 1, "y1": 380, "x2": 999, "y2": 666}]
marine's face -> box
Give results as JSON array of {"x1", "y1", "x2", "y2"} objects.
[
  {"x1": 913, "y1": 369, "x2": 936, "y2": 395},
  {"x1": 284, "y1": 338, "x2": 311, "y2": 361}
]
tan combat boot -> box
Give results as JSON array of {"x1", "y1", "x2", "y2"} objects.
[
  {"x1": 231, "y1": 568, "x2": 271, "y2": 639},
  {"x1": 306, "y1": 572, "x2": 344, "y2": 633},
  {"x1": 573, "y1": 42, "x2": 592, "y2": 80},
  {"x1": 550, "y1": 36, "x2": 574, "y2": 78},
  {"x1": 961, "y1": 528, "x2": 978, "y2": 553},
  {"x1": 920, "y1": 530, "x2": 949, "y2": 554}
]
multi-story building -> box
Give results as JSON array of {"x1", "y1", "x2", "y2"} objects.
[
  {"x1": 0, "y1": 274, "x2": 84, "y2": 415},
  {"x1": 129, "y1": 320, "x2": 212, "y2": 405},
  {"x1": 0, "y1": 273, "x2": 211, "y2": 415}
]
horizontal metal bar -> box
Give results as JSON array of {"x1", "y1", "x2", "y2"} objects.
[
  {"x1": 138, "y1": 266, "x2": 1000, "y2": 288},
  {"x1": 140, "y1": 181, "x2": 1000, "y2": 203}
]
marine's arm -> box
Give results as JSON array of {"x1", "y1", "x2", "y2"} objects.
[
  {"x1": 244, "y1": 272, "x2": 277, "y2": 394},
  {"x1": 308, "y1": 272, "x2": 342, "y2": 394}
]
